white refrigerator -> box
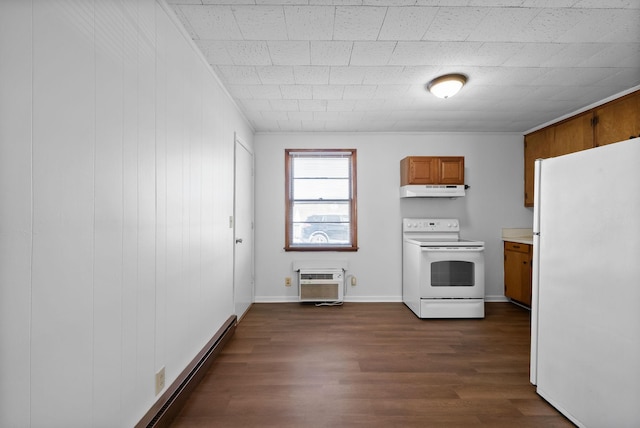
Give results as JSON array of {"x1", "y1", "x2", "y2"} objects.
[{"x1": 530, "y1": 138, "x2": 640, "y2": 427}]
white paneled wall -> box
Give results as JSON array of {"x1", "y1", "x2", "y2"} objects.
[
  {"x1": 31, "y1": 0, "x2": 96, "y2": 423},
  {"x1": 0, "y1": 1, "x2": 33, "y2": 425},
  {"x1": 0, "y1": 1, "x2": 252, "y2": 427}
]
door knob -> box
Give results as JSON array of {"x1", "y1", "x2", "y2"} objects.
[{"x1": 235, "y1": 238, "x2": 243, "y2": 244}]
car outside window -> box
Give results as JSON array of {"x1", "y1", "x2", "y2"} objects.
[{"x1": 285, "y1": 149, "x2": 357, "y2": 251}]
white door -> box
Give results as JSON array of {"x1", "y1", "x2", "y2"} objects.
[{"x1": 233, "y1": 134, "x2": 254, "y2": 318}]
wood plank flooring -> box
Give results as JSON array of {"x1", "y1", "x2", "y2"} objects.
[{"x1": 170, "y1": 302, "x2": 574, "y2": 428}]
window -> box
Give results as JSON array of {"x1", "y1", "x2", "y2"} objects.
[{"x1": 285, "y1": 149, "x2": 357, "y2": 251}]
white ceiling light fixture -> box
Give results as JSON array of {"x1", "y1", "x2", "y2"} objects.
[{"x1": 427, "y1": 74, "x2": 467, "y2": 99}]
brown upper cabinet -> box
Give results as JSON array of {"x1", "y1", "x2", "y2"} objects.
[
  {"x1": 594, "y1": 91, "x2": 640, "y2": 147},
  {"x1": 523, "y1": 127, "x2": 553, "y2": 206},
  {"x1": 553, "y1": 111, "x2": 595, "y2": 156},
  {"x1": 400, "y1": 156, "x2": 464, "y2": 185},
  {"x1": 523, "y1": 90, "x2": 640, "y2": 207}
]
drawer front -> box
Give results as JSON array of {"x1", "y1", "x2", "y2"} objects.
[{"x1": 504, "y1": 241, "x2": 530, "y2": 254}]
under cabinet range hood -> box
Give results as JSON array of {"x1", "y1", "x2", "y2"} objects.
[{"x1": 400, "y1": 184, "x2": 466, "y2": 198}]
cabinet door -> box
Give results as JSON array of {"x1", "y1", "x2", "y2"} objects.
[
  {"x1": 409, "y1": 157, "x2": 437, "y2": 184},
  {"x1": 523, "y1": 91, "x2": 640, "y2": 207},
  {"x1": 437, "y1": 157, "x2": 464, "y2": 184},
  {"x1": 552, "y1": 111, "x2": 594, "y2": 157},
  {"x1": 594, "y1": 91, "x2": 640, "y2": 146},
  {"x1": 524, "y1": 128, "x2": 554, "y2": 207},
  {"x1": 504, "y1": 243, "x2": 532, "y2": 306}
]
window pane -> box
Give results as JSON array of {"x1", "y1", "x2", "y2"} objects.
[
  {"x1": 292, "y1": 157, "x2": 349, "y2": 178},
  {"x1": 291, "y1": 202, "x2": 350, "y2": 222},
  {"x1": 292, "y1": 178, "x2": 350, "y2": 200},
  {"x1": 291, "y1": 202, "x2": 351, "y2": 245}
]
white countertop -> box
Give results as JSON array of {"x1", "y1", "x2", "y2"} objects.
[{"x1": 502, "y1": 228, "x2": 533, "y2": 245}]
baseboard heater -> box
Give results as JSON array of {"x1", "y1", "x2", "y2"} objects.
[{"x1": 135, "y1": 315, "x2": 237, "y2": 428}]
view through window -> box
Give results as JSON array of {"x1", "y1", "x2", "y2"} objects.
[{"x1": 285, "y1": 149, "x2": 357, "y2": 251}]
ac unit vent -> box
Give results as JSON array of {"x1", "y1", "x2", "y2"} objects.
[{"x1": 300, "y1": 273, "x2": 334, "y2": 280}]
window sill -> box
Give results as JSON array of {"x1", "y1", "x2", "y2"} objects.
[{"x1": 284, "y1": 246, "x2": 359, "y2": 252}]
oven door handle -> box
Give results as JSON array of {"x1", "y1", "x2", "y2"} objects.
[{"x1": 421, "y1": 247, "x2": 484, "y2": 252}]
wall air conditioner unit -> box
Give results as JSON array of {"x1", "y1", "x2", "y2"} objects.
[{"x1": 298, "y1": 268, "x2": 344, "y2": 303}]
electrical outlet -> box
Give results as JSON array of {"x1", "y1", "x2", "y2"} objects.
[
  {"x1": 351, "y1": 276, "x2": 357, "y2": 286},
  {"x1": 285, "y1": 277, "x2": 292, "y2": 287},
  {"x1": 155, "y1": 367, "x2": 165, "y2": 395}
]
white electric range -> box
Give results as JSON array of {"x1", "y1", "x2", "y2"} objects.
[{"x1": 402, "y1": 218, "x2": 485, "y2": 319}]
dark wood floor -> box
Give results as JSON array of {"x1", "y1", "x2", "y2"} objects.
[{"x1": 170, "y1": 302, "x2": 574, "y2": 428}]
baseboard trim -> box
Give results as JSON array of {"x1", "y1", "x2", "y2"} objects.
[
  {"x1": 485, "y1": 295, "x2": 510, "y2": 302},
  {"x1": 254, "y1": 296, "x2": 404, "y2": 303},
  {"x1": 135, "y1": 315, "x2": 237, "y2": 428},
  {"x1": 255, "y1": 297, "x2": 509, "y2": 303}
]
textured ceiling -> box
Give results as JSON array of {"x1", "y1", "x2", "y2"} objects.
[{"x1": 167, "y1": 0, "x2": 640, "y2": 133}]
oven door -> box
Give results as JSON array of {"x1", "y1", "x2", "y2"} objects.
[{"x1": 419, "y1": 247, "x2": 485, "y2": 299}]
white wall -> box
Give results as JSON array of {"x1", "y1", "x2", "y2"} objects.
[
  {"x1": 0, "y1": 1, "x2": 253, "y2": 427},
  {"x1": 254, "y1": 132, "x2": 532, "y2": 303}
]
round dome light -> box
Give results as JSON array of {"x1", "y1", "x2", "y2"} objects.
[{"x1": 427, "y1": 74, "x2": 467, "y2": 99}]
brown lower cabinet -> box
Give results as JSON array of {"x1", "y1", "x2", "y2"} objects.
[{"x1": 504, "y1": 241, "x2": 532, "y2": 307}]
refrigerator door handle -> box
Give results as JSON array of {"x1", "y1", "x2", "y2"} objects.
[{"x1": 530, "y1": 159, "x2": 543, "y2": 386}]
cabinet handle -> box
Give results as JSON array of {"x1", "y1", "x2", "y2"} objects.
[{"x1": 512, "y1": 245, "x2": 520, "y2": 249}]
